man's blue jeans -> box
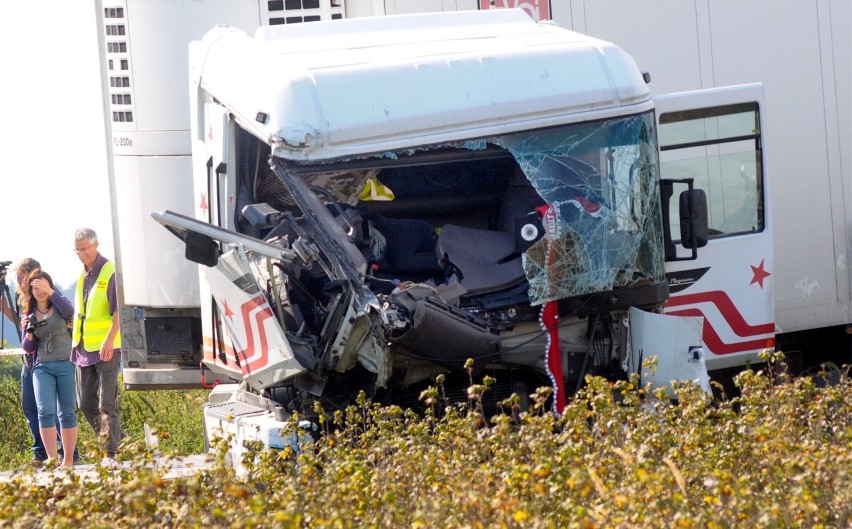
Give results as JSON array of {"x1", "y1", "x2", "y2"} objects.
[{"x1": 21, "y1": 360, "x2": 78, "y2": 461}]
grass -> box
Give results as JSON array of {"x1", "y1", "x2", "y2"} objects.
[{"x1": 0, "y1": 356, "x2": 205, "y2": 469}]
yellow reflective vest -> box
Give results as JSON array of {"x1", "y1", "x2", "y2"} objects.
[{"x1": 73, "y1": 261, "x2": 121, "y2": 351}]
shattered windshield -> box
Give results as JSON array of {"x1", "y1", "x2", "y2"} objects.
[
  {"x1": 271, "y1": 111, "x2": 665, "y2": 307},
  {"x1": 494, "y1": 112, "x2": 665, "y2": 305}
]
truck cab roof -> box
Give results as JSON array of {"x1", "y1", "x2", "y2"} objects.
[{"x1": 190, "y1": 9, "x2": 651, "y2": 161}]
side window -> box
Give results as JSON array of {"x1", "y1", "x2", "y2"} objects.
[{"x1": 659, "y1": 103, "x2": 764, "y2": 238}]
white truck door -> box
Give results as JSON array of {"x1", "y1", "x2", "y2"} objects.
[{"x1": 656, "y1": 83, "x2": 775, "y2": 370}]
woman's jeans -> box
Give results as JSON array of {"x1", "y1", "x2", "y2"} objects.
[
  {"x1": 32, "y1": 360, "x2": 78, "y2": 430},
  {"x1": 20, "y1": 362, "x2": 46, "y2": 459}
]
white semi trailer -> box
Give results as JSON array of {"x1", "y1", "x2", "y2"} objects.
[{"x1": 97, "y1": 0, "x2": 848, "y2": 432}]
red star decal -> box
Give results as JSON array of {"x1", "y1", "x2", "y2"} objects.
[
  {"x1": 221, "y1": 299, "x2": 234, "y2": 321},
  {"x1": 199, "y1": 192, "x2": 209, "y2": 213},
  {"x1": 750, "y1": 259, "x2": 771, "y2": 289}
]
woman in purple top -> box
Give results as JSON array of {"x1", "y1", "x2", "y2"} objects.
[{"x1": 20, "y1": 270, "x2": 78, "y2": 470}]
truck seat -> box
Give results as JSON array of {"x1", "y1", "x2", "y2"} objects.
[{"x1": 436, "y1": 224, "x2": 526, "y2": 296}]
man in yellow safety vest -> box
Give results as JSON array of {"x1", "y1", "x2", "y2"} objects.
[{"x1": 71, "y1": 228, "x2": 123, "y2": 466}]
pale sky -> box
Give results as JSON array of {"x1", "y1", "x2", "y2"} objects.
[{"x1": 0, "y1": 3, "x2": 114, "y2": 290}]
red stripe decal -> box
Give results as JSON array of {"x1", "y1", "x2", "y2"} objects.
[
  {"x1": 666, "y1": 291, "x2": 774, "y2": 337},
  {"x1": 667, "y1": 308, "x2": 775, "y2": 355},
  {"x1": 239, "y1": 294, "x2": 271, "y2": 374}
]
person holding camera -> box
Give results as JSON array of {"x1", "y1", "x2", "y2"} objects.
[
  {"x1": 2, "y1": 258, "x2": 46, "y2": 463},
  {"x1": 2, "y1": 258, "x2": 78, "y2": 465},
  {"x1": 71, "y1": 228, "x2": 123, "y2": 465},
  {"x1": 20, "y1": 270, "x2": 78, "y2": 470}
]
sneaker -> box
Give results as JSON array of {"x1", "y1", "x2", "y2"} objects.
[{"x1": 100, "y1": 457, "x2": 121, "y2": 469}]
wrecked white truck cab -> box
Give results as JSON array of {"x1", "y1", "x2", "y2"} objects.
[{"x1": 153, "y1": 10, "x2": 708, "y2": 447}]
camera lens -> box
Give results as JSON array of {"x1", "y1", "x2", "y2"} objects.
[{"x1": 25, "y1": 315, "x2": 46, "y2": 334}]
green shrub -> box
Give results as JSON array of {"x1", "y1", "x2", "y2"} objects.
[
  {"x1": 0, "y1": 370, "x2": 32, "y2": 470},
  {"x1": 116, "y1": 388, "x2": 207, "y2": 457},
  {"x1": 0, "y1": 354, "x2": 850, "y2": 528},
  {"x1": 0, "y1": 362, "x2": 206, "y2": 467}
]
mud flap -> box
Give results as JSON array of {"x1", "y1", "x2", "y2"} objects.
[
  {"x1": 629, "y1": 307, "x2": 712, "y2": 396},
  {"x1": 204, "y1": 248, "x2": 307, "y2": 390}
]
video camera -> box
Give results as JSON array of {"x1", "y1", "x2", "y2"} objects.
[
  {"x1": 0, "y1": 261, "x2": 10, "y2": 281},
  {"x1": 26, "y1": 315, "x2": 47, "y2": 335}
]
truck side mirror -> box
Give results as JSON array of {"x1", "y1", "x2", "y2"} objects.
[
  {"x1": 185, "y1": 231, "x2": 220, "y2": 267},
  {"x1": 660, "y1": 178, "x2": 708, "y2": 261},
  {"x1": 679, "y1": 189, "x2": 709, "y2": 250}
]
